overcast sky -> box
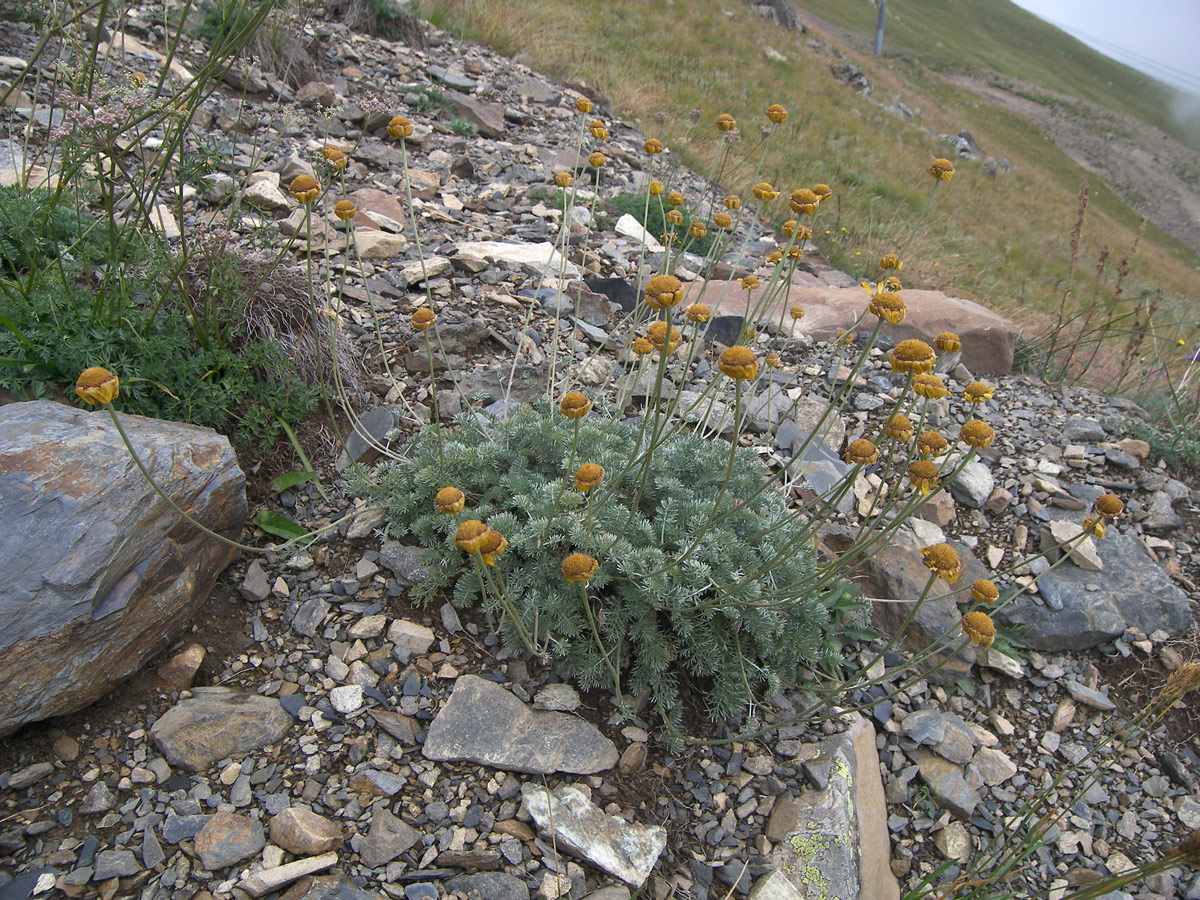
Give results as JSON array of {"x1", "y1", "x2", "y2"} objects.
[{"x1": 1009, "y1": 0, "x2": 1200, "y2": 97}]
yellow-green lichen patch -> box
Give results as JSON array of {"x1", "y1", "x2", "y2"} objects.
[{"x1": 788, "y1": 832, "x2": 832, "y2": 859}]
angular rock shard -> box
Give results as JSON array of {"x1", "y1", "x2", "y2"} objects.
[
  {"x1": 520, "y1": 783, "x2": 666, "y2": 886},
  {"x1": 150, "y1": 687, "x2": 293, "y2": 772}
]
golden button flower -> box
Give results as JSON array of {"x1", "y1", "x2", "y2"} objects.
[
  {"x1": 885, "y1": 413, "x2": 914, "y2": 441},
  {"x1": 971, "y1": 579, "x2": 1000, "y2": 605},
  {"x1": 738, "y1": 274, "x2": 760, "y2": 291},
  {"x1": 644, "y1": 138, "x2": 664, "y2": 154},
  {"x1": 879, "y1": 253, "x2": 902, "y2": 271},
  {"x1": 723, "y1": 194, "x2": 742, "y2": 210},
  {"x1": 644, "y1": 273, "x2": 685, "y2": 310},
  {"x1": 845, "y1": 438, "x2": 879, "y2": 465},
  {"x1": 716, "y1": 113, "x2": 736, "y2": 132},
  {"x1": 686, "y1": 303, "x2": 712, "y2": 323},
  {"x1": 387, "y1": 115, "x2": 413, "y2": 138},
  {"x1": 478, "y1": 528, "x2": 508, "y2": 566},
  {"x1": 765, "y1": 103, "x2": 788, "y2": 124},
  {"x1": 767, "y1": 250, "x2": 784, "y2": 266},
  {"x1": 434, "y1": 486, "x2": 465, "y2": 514},
  {"x1": 868, "y1": 290, "x2": 906, "y2": 325},
  {"x1": 575, "y1": 97, "x2": 593, "y2": 113},
  {"x1": 962, "y1": 610, "x2": 996, "y2": 647},
  {"x1": 713, "y1": 212, "x2": 733, "y2": 229},
  {"x1": 884, "y1": 275, "x2": 903, "y2": 291},
  {"x1": 555, "y1": 171, "x2": 574, "y2": 188},
  {"x1": 575, "y1": 462, "x2": 605, "y2": 492},
  {"x1": 935, "y1": 331, "x2": 962, "y2": 353},
  {"x1": 1082, "y1": 514, "x2": 1107, "y2": 540},
  {"x1": 960, "y1": 420, "x2": 995, "y2": 449},
  {"x1": 76, "y1": 366, "x2": 119, "y2": 405},
  {"x1": 649, "y1": 180, "x2": 665, "y2": 196},
  {"x1": 916, "y1": 430, "x2": 949, "y2": 458},
  {"x1": 689, "y1": 221, "x2": 707, "y2": 239},
  {"x1": 789, "y1": 305, "x2": 805, "y2": 321},
  {"x1": 719, "y1": 346, "x2": 758, "y2": 381},
  {"x1": 589, "y1": 151, "x2": 606, "y2": 168},
  {"x1": 562, "y1": 552, "x2": 598, "y2": 583},
  {"x1": 647, "y1": 320, "x2": 681, "y2": 352},
  {"x1": 889, "y1": 339, "x2": 937, "y2": 374},
  {"x1": 788, "y1": 188, "x2": 819, "y2": 215},
  {"x1": 322, "y1": 145, "x2": 348, "y2": 170},
  {"x1": 560, "y1": 391, "x2": 592, "y2": 419},
  {"x1": 632, "y1": 337, "x2": 653, "y2": 355},
  {"x1": 964, "y1": 381, "x2": 995, "y2": 403},
  {"x1": 666, "y1": 209, "x2": 684, "y2": 226},
  {"x1": 812, "y1": 183, "x2": 832, "y2": 202},
  {"x1": 752, "y1": 182, "x2": 779, "y2": 202},
  {"x1": 412, "y1": 308, "x2": 437, "y2": 331},
  {"x1": 1094, "y1": 493, "x2": 1124, "y2": 520},
  {"x1": 455, "y1": 519, "x2": 489, "y2": 554},
  {"x1": 766, "y1": 351, "x2": 781, "y2": 368},
  {"x1": 908, "y1": 460, "x2": 940, "y2": 495},
  {"x1": 921, "y1": 542, "x2": 961, "y2": 582},
  {"x1": 589, "y1": 120, "x2": 608, "y2": 140},
  {"x1": 667, "y1": 191, "x2": 685, "y2": 207},
  {"x1": 929, "y1": 157, "x2": 956, "y2": 181},
  {"x1": 334, "y1": 199, "x2": 357, "y2": 221},
  {"x1": 913, "y1": 373, "x2": 950, "y2": 399},
  {"x1": 288, "y1": 174, "x2": 320, "y2": 204}
]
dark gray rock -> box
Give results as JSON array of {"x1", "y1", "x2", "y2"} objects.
[
  {"x1": 273, "y1": 872, "x2": 385, "y2": 899},
  {"x1": 423, "y1": 675, "x2": 618, "y2": 775},
  {"x1": 915, "y1": 752, "x2": 982, "y2": 820},
  {"x1": 445, "y1": 873, "x2": 530, "y2": 900},
  {"x1": 0, "y1": 402, "x2": 245, "y2": 736},
  {"x1": 378, "y1": 543, "x2": 433, "y2": 587},
  {"x1": 357, "y1": 808, "x2": 420, "y2": 867},
  {"x1": 1000, "y1": 529, "x2": 1192, "y2": 650},
  {"x1": 150, "y1": 687, "x2": 293, "y2": 772},
  {"x1": 93, "y1": 850, "x2": 139, "y2": 881},
  {"x1": 342, "y1": 406, "x2": 402, "y2": 467}
]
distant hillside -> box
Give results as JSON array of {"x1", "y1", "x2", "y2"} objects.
[{"x1": 792, "y1": 0, "x2": 1200, "y2": 152}]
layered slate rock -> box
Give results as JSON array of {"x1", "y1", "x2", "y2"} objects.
[
  {"x1": 763, "y1": 714, "x2": 900, "y2": 900},
  {"x1": 422, "y1": 675, "x2": 618, "y2": 774},
  {"x1": 150, "y1": 687, "x2": 293, "y2": 772},
  {"x1": 520, "y1": 783, "x2": 667, "y2": 886},
  {"x1": 1000, "y1": 528, "x2": 1193, "y2": 651},
  {"x1": 0, "y1": 401, "x2": 246, "y2": 736}
]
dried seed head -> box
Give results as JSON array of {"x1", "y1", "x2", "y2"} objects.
[
  {"x1": 1082, "y1": 515, "x2": 1107, "y2": 540},
  {"x1": 667, "y1": 191, "x2": 685, "y2": 207},
  {"x1": 812, "y1": 183, "x2": 832, "y2": 202},
  {"x1": 971, "y1": 579, "x2": 1000, "y2": 605},
  {"x1": 789, "y1": 305, "x2": 805, "y2": 321},
  {"x1": 411, "y1": 308, "x2": 437, "y2": 331},
  {"x1": 890, "y1": 339, "x2": 937, "y2": 375},
  {"x1": 574, "y1": 462, "x2": 605, "y2": 492},
  {"x1": 575, "y1": 97, "x2": 593, "y2": 113},
  {"x1": 434, "y1": 487, "x2": 465, "y2": 514},
  {"x1": 960, "y1": 420, "x2": 995, "y2": 449},
  {"x1": 766, "y1": 351, "x2": 781, "y2": 368},
  {"x1": 921, "y1": 542, "x2": 961, "y2": 582},
  {"x1": 689, "y1": 220, "x2": 707, "y2": 239},
  {"x1": 718, "y1": 346, "x2": 758, "y2": 381},
  {"x1": 845, "y1": 438, "x2": 879, "y2": 465},
  {"x1": 738, "y1": 274, "x2": 760, "y2": 291},
  {"x1": 632, "y1": 337, "x2": 653, "y2": 355},
  {"x1": 647, "y1": 320, "x2": 681, "y2": 352},
  {"x1": 1163, "y1": 661, "x2": 1200, "y2": 699},
  {"x1": 478, "y1": 528, "x2": 507, "y2": 566},
  {"x1": 649, "y1": 180, "x2": 665, "y2": 196},
  {"x1": 666, "y1": 209, "x2": 684, "y2": 226},
  {"x1": 962, "y1": 611, "x2": 996, "y2": 647}
]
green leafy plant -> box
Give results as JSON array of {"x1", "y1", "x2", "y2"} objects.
[
  {"x1": 352, "y1": 400, "x2": 863, "y2": 736},
  {"x1": 610, "y1": 191, "x2": 717, "y2": 256}
]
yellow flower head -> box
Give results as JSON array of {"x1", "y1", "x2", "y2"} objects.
[
  {"x1": 589, "y1": 120, "x2": 608, "y2": 140},
  {"x1": 589, "y1": 151, "x2": 606, "y2": 168},
  {"x1": 647, "y1": 320, "x2": 681, "y2": 352},
  {"x1": 644, "y1": 138, "x2": 664, "y2": 155},
  {"x1": 884, "y1": 275, "x2": 903, "y2": 291},
  {"x1": 890, "y1": 339, "x2": 937, "y2": 374},
  {"x1": 686, "y1": 303, "x2": 712, "y2": 323},
  {"x1": 845, "y1": 438, "x2": 879, "y2": 465},
  {"x1": 130, "y1": 71, "x2": 147, "y2": 87},
  {"x1": 790, "y1": 223, "x2": 812, "y2": 242},
  {"x1": 660, "y1": 231, "x2": 681, "y2": 246},
  {"x1": 908, "y1": 460, "x2": 940, "y2": 495},
  {"x1": 562, "y1": 552, "x2": 599, "y2": 583},
  {"x1": 781, "y1": 220, "x2": 797, "y2": 238},
  {"x1": 935, "y1": 332, "x2": 962, "y2": 353},
  {"x1": 964, "y1": 381, "x2": 995, "y2": 403},
  {"x1": 322, "y1": 145, "x2": 348, "y2": 170},
  {"x1": 666, "y1": 209, "x2": 684, "y2": 226},
  {"x1": 922, "y1": 542, "x2": 961, "y2": 582},
  {"x1": 716, "y1": 113, "x2": 737, "y2": 132},
  {"x1": 455, "y1": 519, "x2": 489, "y2": 555},
  {"x1": 789, "y1": 305, "x2": 805, "y2": 321},
  {"x1": 917, "y1": 430, "x2": 949, "y2": 458},
  {"x1": 885, "y1": 413, "x2": 914, "y2": 442},
  {"x1": 767, "y1": 250, "x2": 784, "y2": 266},
  {"x1": 765, "y1": 103, "x2": 788, "y2": 124},
  {"x1": 719, "y1": 346, "x2": 758, "y2": 381},
  {"x1": 555, "y1": 171, "x2": 574, "y2": 188},
  {"x1": 575, "y1": 462, "x2": 605, "y2": 492},
  {"x1": 929, "y1": 157, "x2": 956, "y2": 181},
  {"x1": 713, "y1": 211, "x2": 733, "y2": 230},
  {"x1": 575, "y1": 97, "x2": 593, "y2": 114},
  {"x1": 334, "y1": 199, "x2": 358, "y2": 222},
  {"x1": 288, "y1": 174, "x2": 320, "y2": 204},
  {"x1": 560, "y1": 391, "x2": 592, "y2": 419},
  {"x1": 632, "y1": 337, "x2": 654, "y2": 355},
  {"x1": 752, "y1": 182, "x2": 779, "y2": 202},
  {"x1": 644, "y1": 273, "x2": 685, "y2": 310},
  {"x1": 788, "y1": 188, "x2": 819, "y2": 216},
  {"x1": 411, "y1": 308, "x2": 437, "y2": 331},
  {"x1": 960, "y1": 420, "x2": 995, "y2": 449},
  {"x1": 766, "y1": 351, "x2": 782, "y2": 368},
  {"x1": 387, "y1": 115, "x2": 413, "y2": 139},
  {"x1": 724, "y1": 194, "x2": 742, "y2": 210},
  {"x1": 913, "y1": 373, "x2": 950, "y2": 399},
  {"x1": 879, "y1": 253, "x2": 903, "y2": 271},
  {"x1": 689, "y1": 220, "x2": 708, "y2": 240},
  {"x1": 649, "y1": 180, "x2": 665, "y2": 196},
  {"x1": 739, "y1": 274, "x2": 761, "y2": 292},
  {"x1": 667, "y1": 191, "x2": 685, "y2": 208},
  {"x1": 868, "y1": 290, "x2": 906, "y2": 325},
  {"x1": 812, "y1": 183, "x2": 832, "y2": 202},
  {"x1": 1094, "y1": 493, "x2": 1124, "y2": 520},
  {"x1": 75, "y1": 366, "x2": 119, "y2": 405},
  {"x1": 962, "y1": 611, "x2": 996, "y2": 647},
  {"x1": 478, "y1": 528, "x2": 508, "y2": 566},
  {"x1": 1082, "y1": 514, "x2": 1107, "y2": 540},
  {"x1": 434, "y1": 486, "x2": 465, "y2": 514},
  {"x1": 972, "y1": 579, "x2": 999, "y2": 605}
]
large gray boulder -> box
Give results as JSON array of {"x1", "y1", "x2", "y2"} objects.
[{"x1": 0, "y1": 401, "x2": 246, "y2": 735}]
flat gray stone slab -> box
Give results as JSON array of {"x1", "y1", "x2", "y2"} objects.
[
  {"x1": 423, "y1": 675, "x2": 617, "y2": 775},
  {"x1": 150, "y1": 687, "x2": 293, "y2": 772}
]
